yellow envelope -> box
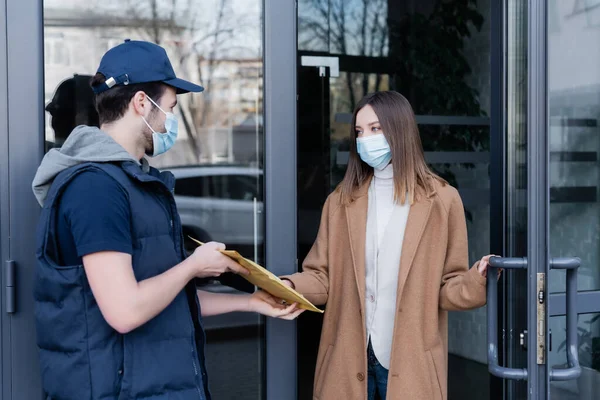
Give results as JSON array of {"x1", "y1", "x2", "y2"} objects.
[{"x1": 188, "y1": 237, "x2": 323, "y2": 313}]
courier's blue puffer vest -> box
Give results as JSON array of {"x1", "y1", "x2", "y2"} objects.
[{"x1": 34, "y1": 161, "x2": 210, "y2": 400}]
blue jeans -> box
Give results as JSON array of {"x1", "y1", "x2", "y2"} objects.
[{"x1": 367, "y1": 339, "x2": 389, "y2": 400}]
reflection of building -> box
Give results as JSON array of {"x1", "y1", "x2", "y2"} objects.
[
  {"x1": 160, "y1": 58, "x2": 264, "y2": 167},
  {"x1": 43, "y1": 7, "x2": 193, "y2": 142},
  {"x1": 43, "y1": 5, "x2": 263, "y2": 168}
]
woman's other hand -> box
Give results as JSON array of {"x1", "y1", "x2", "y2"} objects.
[{"x1": 247, "y1": 290, "x2": 305, "y2": 320}]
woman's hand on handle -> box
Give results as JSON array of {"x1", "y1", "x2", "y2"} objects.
[{"x1": 477, "y1": 254, "x2": 502, "y2": 279}]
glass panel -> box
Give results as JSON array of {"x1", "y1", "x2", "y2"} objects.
[
  {"x1": 297, "y1": 1, "x2": 491, "y2": 399},
  {"x1": 549, "y1": 314, "x2": 600, "y2": 399},
  {"x1": 505, "y1": 0, "x2": 528, "y2": 398},
  {"x1": 547, "y1": 0, "x2": 600, "y2": 294},
  {"x1": 299, "y1": 0, "x2": 489, "y2": 117},
  {"x1": 548, "y1": 2, "x2": 600, "y2": 398},
  {"x1": 43, "y1": 1, "x2": 265, "y2": 398}
]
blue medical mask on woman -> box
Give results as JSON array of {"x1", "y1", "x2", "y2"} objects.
[
  {"x1": 142, "y1": 96, "x2": 178, "y2": 157},
  {"x1": 356, "y1": 134, "x2": 392, "y2": 170}
]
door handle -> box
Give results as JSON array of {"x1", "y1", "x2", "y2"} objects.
[
  {"x1": 487, "y1": 257, "x2": 528, "y2": 380},
  {"x1": 487, "y1": 257, "x2": 582, "y2": 382},
  {"x1": 549, "y1": 257, "x2": 581, "y2": 381},
  {"x1": 300, "y1": 56, "x2": 340, "y2": 77}
]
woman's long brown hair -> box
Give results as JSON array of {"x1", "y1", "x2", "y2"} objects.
[{"x1": 338, "y1": 91, "x2": 445, "y2": 206}]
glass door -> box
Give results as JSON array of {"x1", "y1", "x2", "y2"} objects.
[
  {"x1": 42, "y1": 0, "x2": 267, "y2": 398},
  {"x1": 296, "y1": 1, "x2": 498, "y2": 399},
  {"x1": 490, "y1": 1, "x2": 600, "y2": 399}
]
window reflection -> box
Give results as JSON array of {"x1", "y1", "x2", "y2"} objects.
[
  {"x1": 44, "y1": 1, "x2": 264, "y2": 398},
  {"x1": 550, "y1": 314, "x2": 600, "y2": 399},
  {"x1": 45, "y1": 74, "x2": 99, "y2": 152}
]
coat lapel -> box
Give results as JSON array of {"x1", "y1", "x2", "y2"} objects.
[
  {"x1": 345, "y1": 180, "x2": 370, "y2": 317},
  {"x1": 395, "y1": 193, "x2": 434, "y2": 308}
]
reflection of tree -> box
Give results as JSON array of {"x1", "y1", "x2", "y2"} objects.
[
  {"x1": 301, "y1": 0, "x2": 487, "y2": 219},
  {"x1": 299, "y1": 0, "x2": 388, "y2": 109},
  {"x1": 111, "y1": 0, "x2": 257, "y2": 162},
  {"x1": 387, "y1": 0, "x2": 488, "y2": 193}
]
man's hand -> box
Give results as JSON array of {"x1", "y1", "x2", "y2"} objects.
[{"x1": 186, "y1": 242, "x2": 248, "y2": 278}]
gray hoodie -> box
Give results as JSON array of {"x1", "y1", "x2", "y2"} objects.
[{"x1": 32, "y1": 125, "x2": 148, "y2": 206}]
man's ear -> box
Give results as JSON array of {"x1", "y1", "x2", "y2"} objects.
[{"x1": 131, "y1": 91, "x2": 149, "y2": 117}]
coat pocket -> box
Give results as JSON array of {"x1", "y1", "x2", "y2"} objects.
[
  {"x1": 314, "y1": 344, "x2": 333, "y2": 397},
  {"x1": 426, "y1": 344, "x2": 445, "y2": 400}
]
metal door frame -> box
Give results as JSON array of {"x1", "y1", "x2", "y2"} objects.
[
  {"x1": 0, "y1": 0, "x2": 46, "y2": 399},
  {"x1": 5, "y1": 0, "x2": 46, "y2": 398},
  {"x1": 0, "y1": 0, "x2": 9, "y2": 396},
  {"x1": 264, "y1": 1, "x2": 298, "y2": 399},
  {"x1": 527, "y1": 0, "x2": 548, "y2": 396}
]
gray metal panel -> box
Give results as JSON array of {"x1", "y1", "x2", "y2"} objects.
[
  {"x1": 264, "y1": 1, "x2": 297, "y2": 399},
  {"x1": 336, "y1": 151, "x2": 491, "y2": 165},
  {"x1": 334, "y1": 112, "x2": 490, "y2": 126},
  {"x1": 0, "y1": 0, "x2": 9, "y2": 396},
  {"x1": 549, "y1": 291, "x2": 600, "y2": 317},
  {"x1": 6, "y1": 0, "x2": 45, "y2": 398},
  {"x1": 527, "y1": 0, "x2": 548, "y2": 398}
]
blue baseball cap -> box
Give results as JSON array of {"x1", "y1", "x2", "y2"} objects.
[{"x1": 92, "y1": 39, "x2": 204, "y2": 94}]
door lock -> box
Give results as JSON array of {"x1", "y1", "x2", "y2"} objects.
[
  {"x1": 520, "y1": 330, "x2": 528, "y2": 350},
  {"x1": 537, "y1": 273, "x2": 546, "y2": 364}
]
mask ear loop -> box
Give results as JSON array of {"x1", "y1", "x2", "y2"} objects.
[
  {"x1": 146, "y1": 96, "x2": 167, "y2": 114},
  {"x1": 142, "y1": 116, "x2": 156, "y2": 133},
  {"x1": 142, "y1": 95, "x2": 167, "y2": 134}
]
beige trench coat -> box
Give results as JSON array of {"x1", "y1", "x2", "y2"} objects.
[{"x1": 283, "y1": 178, "x2": 487, "y2": 400}]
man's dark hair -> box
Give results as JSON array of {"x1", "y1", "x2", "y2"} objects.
[{"x1": 90, "y1": 73, "x2": 166, "y2": 125}]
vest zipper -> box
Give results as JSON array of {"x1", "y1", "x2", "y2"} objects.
[
  {"x1": 192, "y1": 343, "x2": 203, "y2": 399},
  {"x1": 190, "y1": 317, "x2": 203, "y2": 399},
  {"x1": 162, "y1": 183, "x2": 203, "y2": 399}
]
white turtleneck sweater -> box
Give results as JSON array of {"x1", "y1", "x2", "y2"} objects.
[{"x1": 365, "y1": 163, "x2": 410, "y2": 369}]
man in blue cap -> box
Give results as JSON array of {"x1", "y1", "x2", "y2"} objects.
[{"x1": 32, "y1": 40, "x2": 302, "y2": 400}]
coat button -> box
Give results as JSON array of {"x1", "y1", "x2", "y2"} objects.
[
  {"x1": 357, "y1": 372, "x2": 365, "y2": 381},
  {"x1": 118, "y1": 369, "x2": 123, "y2": 375}
]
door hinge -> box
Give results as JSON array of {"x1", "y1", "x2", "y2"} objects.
[
  {"x1": 537, "y1": 273, "x2": 546, "y2": 364},
  {"x1": 5, "y1": 260, "x2": 16, "y2": 313}
]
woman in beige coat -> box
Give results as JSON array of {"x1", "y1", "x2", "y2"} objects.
[{"x1": 281, "y1": 91, "x2": 496, "y2": 400}]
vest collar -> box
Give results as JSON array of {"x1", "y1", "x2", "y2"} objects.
[{"x1": 120, "y1": 161, "x2": 176, "y2": 192}]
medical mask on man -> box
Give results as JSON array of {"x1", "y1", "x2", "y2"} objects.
[
  {"x1": 142, "y1": 96, "x2": 178, "y2": 157},
  {"x1": 356, "y1": 134, "x2": 392, "y2": 170}
]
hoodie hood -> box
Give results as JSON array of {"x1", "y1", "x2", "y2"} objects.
[{"x1": 32, "y1": 125, "x2": 148, "y2": 206}]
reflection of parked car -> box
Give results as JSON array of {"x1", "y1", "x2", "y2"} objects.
[
  {"x1": 169, "y1": 165, "x2": 265, "y2": 328},
  {"x1": 169, "y1": 165, "x2": 264, "y2": 262}
]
